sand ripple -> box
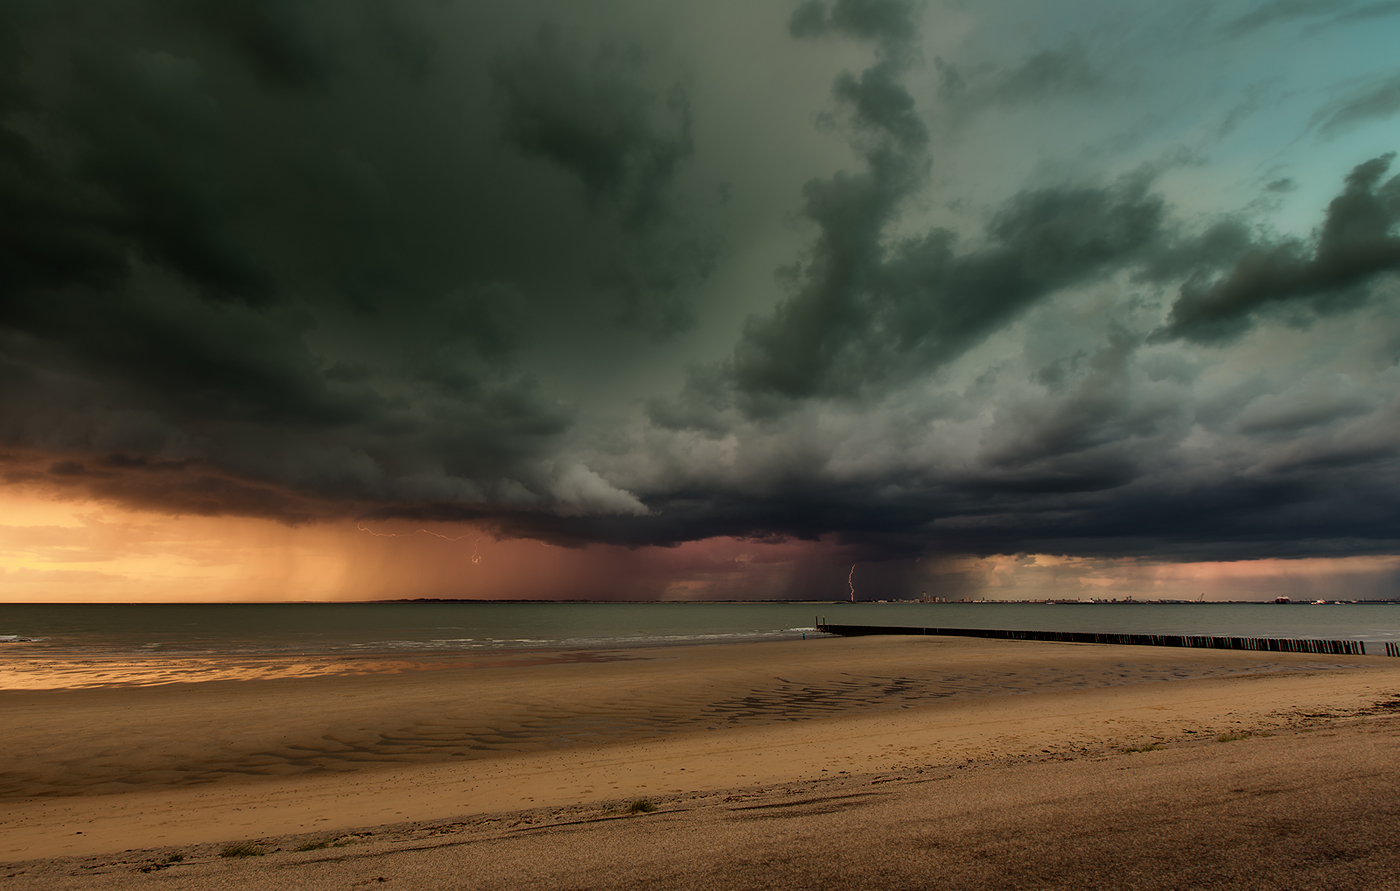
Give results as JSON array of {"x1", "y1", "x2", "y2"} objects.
[{"x1": 0, "y1": 642, "x2": 1352, "y2": 799}]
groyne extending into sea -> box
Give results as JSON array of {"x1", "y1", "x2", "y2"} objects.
[{"x1": 814, "y1": 622, "x2": 1374, "y2": 656}]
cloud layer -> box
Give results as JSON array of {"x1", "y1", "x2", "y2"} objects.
[{"x1": 3, "y1": 0, "x2": 1400, "y2": 593}]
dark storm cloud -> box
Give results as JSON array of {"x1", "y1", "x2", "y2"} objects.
[
  {"x1": 1221, "y1": 0, "x2": 1400, "y2": 36},
  {"x1": 0, "y1": 18, "x2": 201, "y2": 299},
  {"x1": 70, "y1": 50, "x2": 276, "y2": 304},
  {"x1": 1158, "y1": 154, "x2": 1400, "y2": 342},
  {"x1": 831, "y1": 63, "x2": 928, "y2": 150},
  {"x1": 591, "y1": 234, "x2": 719, "y2": 338},
  {"x1": 2, "y1": 291, "x2": 363, "y2": 426},
  {"x1": 990, "y1": 46, "x2": 1102, "y2": 105},
  {"x1": 1139, "y1": 220, "x2": 1255, "y2": 282},
  {"x1": 504, "y1": 421, "x2": 1400, "y2": 567},
  {"x1": 639, "y1": 0, "x2": 1400, "y2": 570},
  {"x1": 624, "y1": 0, "x2": 932, "y2": 411},
  {"x1": 1220, "y1": 0, "x2": 1345, "y2": 37},
  {"x1": 487, "y1": 25, "x2": 716, "y2": 338},
  {"x1": 432, "y1": 283, "x2": 529, "y2": 365},
  {"x1": 675, "y1": 7, "x2": 1155, "y2": 410},
  {"x1": 183, "y1": 0, "x2": 334, "y2": 89},
  {"x1": 2, "y1": 449, "x2": 320, "y2": 522},
  {"x1": 0, "y1": 0, "x2": 670, "y2": 524},
  {"x1": 931, "y1": 43, "x2": 1105, "y2": 121},
  {"x1": 0, "y1": 0, "x2": 437, "y2": 308},
  {"x1": 4, "y1": 0, "x2": 1400, "y2": 585},
  {"x1": 1322, "y1": 0, "x2": 1400, "y2": 25},
  {"x1": 1314, "y1": 72, "x2": 1400, "y2": 135},
  {"x1": 175, "y1": 0, "x2": 438, "y2": 87},
  {"x1": 699, "y1": 153, "x2": 1400, "y2": 562},
  {"x1": 788, "y1": 0, "x2": 919, "y2": 56},
  {"x1": 631, "y1": 372, "x2": 1400, "y2": 570},
  {"x1": 491, "y1": 26, "x2": 693, "y2": 227},
  {"x1": 724, "y1": 174, "x2": 1165, "y2": 402}
]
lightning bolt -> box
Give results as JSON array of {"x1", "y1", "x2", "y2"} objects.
[
  {"x1": 356, "y1": 523, "x2": 472, "y2": 541},
  {"x1": 848, "y1": 564, "x2": 856, "y2": 602},
  {"x1": 356, "y1": 524, "x2": 484, "y2": 564}
]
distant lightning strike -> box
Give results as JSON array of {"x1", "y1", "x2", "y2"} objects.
[
  {"x1": 848, "y1": 564, "x2": 856, "y2": 602},
  {"x1": 356, "y1": 523, "x2": 483, "y2": 564},
  {"x1": 355, "y1": 523, "x2": 470, "y2": 541}
]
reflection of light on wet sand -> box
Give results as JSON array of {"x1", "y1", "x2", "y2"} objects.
[
  {"x1": 1, "y1": 637, "x2": 1380, "y2": 806},
  {"x1": 0, "y1": 650, "x2": 638, "y2": 691}
]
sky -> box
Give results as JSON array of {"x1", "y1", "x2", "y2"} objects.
[{"x1": 3, "y1": 0, "x2": 1400, "y2": 602}]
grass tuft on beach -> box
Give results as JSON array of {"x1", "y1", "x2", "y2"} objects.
[
  {"x1": 219, "y1": 843, "x2": 265, "y2": 858},
  {"x1": 628, "y1": 798, "x2": 656, "y2": 814}
]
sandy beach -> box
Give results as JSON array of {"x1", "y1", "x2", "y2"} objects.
[{"x1": 4, "y1": 635, "x2": 1400, "y2": 889}]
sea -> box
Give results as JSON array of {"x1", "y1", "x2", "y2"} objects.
[{"x1": 3, "y1": 600, "x2": 1399, "y2": 658}]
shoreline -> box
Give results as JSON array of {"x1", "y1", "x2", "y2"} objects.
[
  {"x1": 7, "y1": 601, "x2": 1400, "y2": 663},
  {"x1": 4, "y1": 635, "x2": 1400, "y2": 879}
]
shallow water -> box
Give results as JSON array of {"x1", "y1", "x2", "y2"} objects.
[{"x1": 2, "y1": 600, "x2": 1397, "y2": 659}]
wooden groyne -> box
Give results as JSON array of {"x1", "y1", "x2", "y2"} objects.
[{"x1": 814, "y1": 622, "x2": 1369, "y2": 655}]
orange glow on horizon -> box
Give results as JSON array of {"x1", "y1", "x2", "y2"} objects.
[
  {"x1": 0, "y1": 489, "x2": 834, "y2": 602},
  {"x1": 3, "y1": 488, "x2": 1398, "y2": 603},
  {"x1": 953, "y1": 553, "x2": 1400, "y2": 601}
]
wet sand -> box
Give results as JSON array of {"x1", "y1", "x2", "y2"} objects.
[{"x1": 3, "y1": 635, "x2": 1400, "y2": 888}]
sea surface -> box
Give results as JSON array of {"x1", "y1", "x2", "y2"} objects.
[{"x1": 3, "y1": 600, "x2": 1399, "y2": 657}]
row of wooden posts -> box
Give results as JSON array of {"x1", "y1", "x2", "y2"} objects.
[{"x1": 814, "y1": 620, "x2": 1380, "y2": 656}]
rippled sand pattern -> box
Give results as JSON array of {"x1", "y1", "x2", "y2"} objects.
[{"x1": 0, "y1": 641, "x2": 1353, "y2": 799}]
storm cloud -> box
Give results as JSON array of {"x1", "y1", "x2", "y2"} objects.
[
  {"x1": 3, "y1": 0, "x2": 1400, "y2": 593},
  {"x1": 491, "y1": 25, "x2": 694, "y2": 226},
  {"x1": 1158, "y1": 153, "x2": 1400, "y2": 342}
]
